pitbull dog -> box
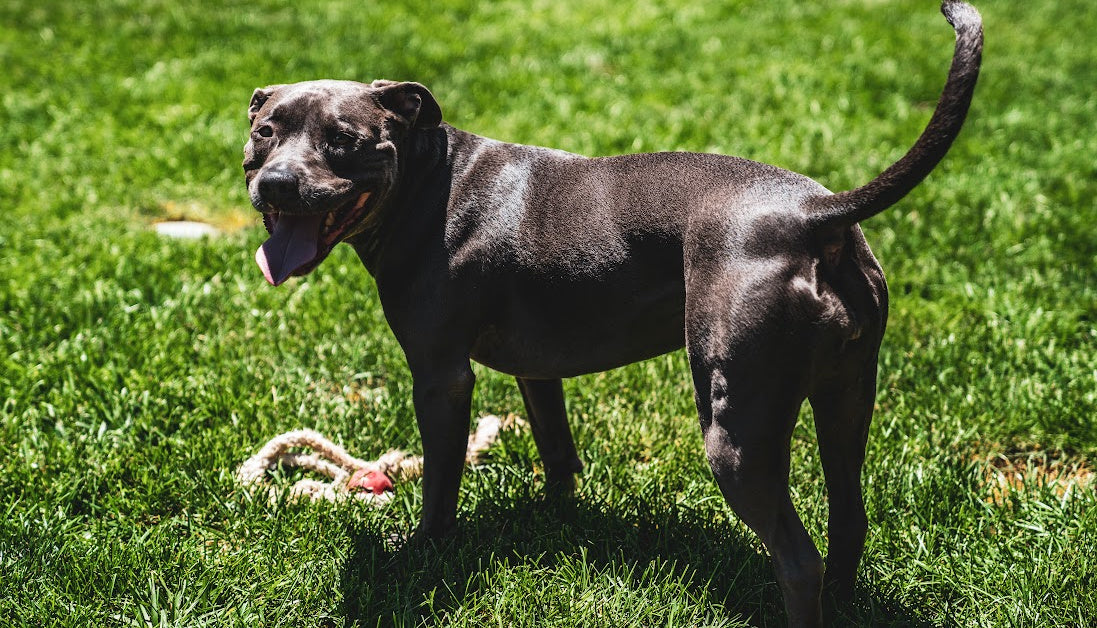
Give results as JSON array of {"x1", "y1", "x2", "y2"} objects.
[{"x1": 242, "y1": 2, "x2": 981, "y2": 625}]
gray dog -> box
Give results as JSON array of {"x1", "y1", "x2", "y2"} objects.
[{"x1": 243, "y1": 2, "x2": 981, "y2": 625}]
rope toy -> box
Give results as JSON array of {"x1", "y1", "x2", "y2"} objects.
[{"x1": 237, "y1": 415, "x2": 511, "y2": 505}]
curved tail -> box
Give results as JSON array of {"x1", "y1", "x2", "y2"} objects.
[{"x1": 804, "y1": 1, "x2": 983, "y2": 231}]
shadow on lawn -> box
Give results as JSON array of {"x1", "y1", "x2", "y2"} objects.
[{"x1": 338, "y1": 491, "x2": 936, "y2": 627}]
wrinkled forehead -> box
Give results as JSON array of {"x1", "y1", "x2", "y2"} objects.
[{"x1": 262, "y1": 81, "x2": 378, "y2": 127}]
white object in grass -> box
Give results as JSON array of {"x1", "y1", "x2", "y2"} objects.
[{"x1": 153, "y1": 220, "x2": 221, "y2": 239}]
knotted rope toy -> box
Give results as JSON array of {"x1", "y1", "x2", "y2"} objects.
[{"x1": 237, "y1": 415, "x2": 510, "y2": 505}]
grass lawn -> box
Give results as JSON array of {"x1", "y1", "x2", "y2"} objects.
[{"x1": 1, "y1": 0, "x2": 1094, "y2": 625}]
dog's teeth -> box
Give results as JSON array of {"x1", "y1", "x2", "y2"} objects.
[
  {"x1": 325, "y1": 213, "x2": 336, "y2": 228},
  {"x1": 354, "y1": 192, "x2": 371, "y2": 210}
]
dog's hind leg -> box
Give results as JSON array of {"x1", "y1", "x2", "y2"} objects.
[
  {"x1": 516, "y1": 377, "x2": 583, "y2": 492},
  {"x1": 689, "y1": 338, "x2": 823, "y2": 626},
  {"x1": 685, "y1": 262, "x2": 832, "y2": 626},
  {"x1": 809, "y1": 347, "x2": 882, "y2": 605},
  {"x1": 809, "y1": 227, "x2": 888, "y2": 606}
]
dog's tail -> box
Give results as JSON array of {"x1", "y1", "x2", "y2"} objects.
[{"x1": 803, "y1": 1, "x2": 982, "y2": 231}]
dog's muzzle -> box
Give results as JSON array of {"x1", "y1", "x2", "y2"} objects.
[{"x1": 255, "y1": 191, "x2": 372, "y2": 286}]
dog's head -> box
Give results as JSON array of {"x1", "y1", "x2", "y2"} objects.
[{"x1": 243, "y1": 79, "x2": 441, "y2": 286}]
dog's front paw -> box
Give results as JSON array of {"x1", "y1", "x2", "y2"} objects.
[{"x1": 411, "y1": 517, "x2": 460, "y2": 546}]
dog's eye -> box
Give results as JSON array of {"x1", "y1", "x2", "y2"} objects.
[
  {"x1": 256, "y1": 125, "x2": 274, "y2": 138},
  {"x1": 330, "y1": 131, "x2": 357, "y2": 147}
]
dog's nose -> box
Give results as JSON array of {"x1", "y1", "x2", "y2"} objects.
[{"x1": 257, "y1": 168, "x2": 301, "y2": 206}]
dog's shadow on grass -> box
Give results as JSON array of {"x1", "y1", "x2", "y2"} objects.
[{"x1": 339, "y1": 489, "x2": 935, "y2": 627}]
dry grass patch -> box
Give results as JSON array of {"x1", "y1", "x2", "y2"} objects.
[
  {"x1": 979, "y1": 444, "x2": 1094, "y2": 506},
  {"x1": 148, "y1": 199, "x2": 256, "y2": 233}
]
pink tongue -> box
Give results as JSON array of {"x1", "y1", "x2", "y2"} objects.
[{"x1": 255, "y1": 213, "x2": 323, "y2": 286}]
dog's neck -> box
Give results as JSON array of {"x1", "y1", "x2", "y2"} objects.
[{"x1": 349, "y1": 125, "x2": 453, "y2": 279}]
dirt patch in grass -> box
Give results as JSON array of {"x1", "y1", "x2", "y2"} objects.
[
  {"x1": 146, "y1": 199, "x2": 256, "y2": 233},
  {"x1": 978, "y1": 443, "x2": 1094, "y2": 506}
]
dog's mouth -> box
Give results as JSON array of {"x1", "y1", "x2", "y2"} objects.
[{"x1": 255, "y1": 191, "x2": 372, "y2": 286}]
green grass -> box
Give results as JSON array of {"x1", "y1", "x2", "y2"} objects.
[{"x1": 1, "y1": 0, "x2": 1094, "y2": 625}]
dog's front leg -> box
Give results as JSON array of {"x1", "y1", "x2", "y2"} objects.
[{"x1": 411, "y1": 363, "x2": 475, "y2": 538}]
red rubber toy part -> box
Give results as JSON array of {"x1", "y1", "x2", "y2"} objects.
[{"x1": 348, "y1": 469, "x2": 395, "y2": 495}]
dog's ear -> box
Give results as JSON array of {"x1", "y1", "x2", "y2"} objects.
[
  {"x1": 248, "y1": 85, "x2": 283, "y2": 123},
  {"x1": 372, "y1": 80, "x2": 442, "y2": 129}
]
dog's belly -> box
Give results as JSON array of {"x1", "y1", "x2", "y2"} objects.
[{"x1": 469, "y1": 274, "x2": 686, "y2": 379}]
